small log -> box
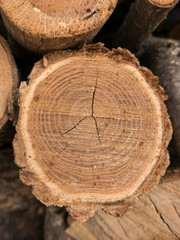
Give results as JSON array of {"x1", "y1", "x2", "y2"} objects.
[
  {"x1": 0, "y1": 35, "x2": 19, "y2": 146},
  {"x1": 111, "y1": 0, "x2": 179, "y2": 51},
  {"x1": 0, "y1": 147, "x2": 45, "y2": 240},
  {"x1": 44, "y1": 207, "x2": 73, "y2": 240},
  {"x1": 13, "y1": 43, "x2": 172, "y2": 222},
  {"x1": 66, "y1": 168, "x2": 180, "y2": 240},
  {"x1": 137, "y1": 37, "x2": 180, "y2": 157},
  {"x1": 0, "y1": 0, "x2": 117, "y2": 54}
]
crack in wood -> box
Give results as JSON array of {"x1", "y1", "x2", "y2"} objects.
[
  {"x1": 149, "y1": 196, "x2": 179, "y2": 239},
  {"x1": 82, "y1": 9, "x2": 100, "y2": 20},
  {"x1": 172, "y1": 203, "x2": 180, "y2": 219},
  {"x1": 62, "y1": 116, "x2": 87, "y2": 135},
  {"x1": 13, "y1": 0, "x2": 28, "y2": 12}
]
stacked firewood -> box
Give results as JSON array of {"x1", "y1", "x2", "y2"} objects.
[{"x1": 0, "y1": 0, "x2": 180, "y2": 239}]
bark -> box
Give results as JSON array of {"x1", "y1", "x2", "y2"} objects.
[
  {"x1": 66, "y1": 168, "x2": 180, "y2": 240},
  {"x1": 13, "y1": 43, "x2": 172, "y2": 221},
  {"x1": 0, "y1": 0, "x2": 117, "y2": 54},
  {"x1": 0, "y1": 35, "x2": 19, "y2": 146},
  {"x1": 137, "y1": 37, "x2": 180, "y2": 157},
  {"x1": 111, "y1": 0, "x2": 179, "y2": 51}
]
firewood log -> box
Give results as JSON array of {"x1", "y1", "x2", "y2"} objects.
[
  {"x1": 44, "y1": 207, "x2": 73, "y2": 240},
  {"x1": 0, "y1": 0, "x2": 117, "y2": 54},
  {"x1": 111, "y1": 0, "x2": 179, "y2": 51},
  {"x1": 13, "y1": 43, "x2": 172, "y2": 222},
  {"x1": 66, "y1": 167, "x2": 180, "y2": 240},
  {"x1": 137, "y1": 37, "x2": 180, "y2": 157},
  {"x1": 0, "y1": 35, "x2": 19, "y2": 146},
  {"x1": 0, "y1": 147, "x2": 45, "y2": 240}
]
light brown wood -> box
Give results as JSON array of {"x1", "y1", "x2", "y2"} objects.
[
  {"x1": 0, "y1": 0, "x2": 117, "y2": 53},
  {"x1": 0, "y1": 35, "x2": 19, "y2": 146},
  {"x1": 13, "y1": 43, "x2": 172, "y2": 222},
  {"x1": 66, "y1": 169, "x2": 180, "y2": 240},
  {"x1": 111, "y1": 0, "x2": 179, "y2": 51}
]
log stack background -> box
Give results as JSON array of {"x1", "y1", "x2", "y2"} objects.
[{"x1": 0, "y1": 0, "x2": 180, "y2": 239}]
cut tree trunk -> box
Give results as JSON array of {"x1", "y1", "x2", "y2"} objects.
[
  {"x1": 0, "y1": 35, "x2": 19, "y2": 146},
  {"x1": 44, "y1": 207, "x2": 73, "y2": 240},
  {"x1": 0, "y1": 147, "x2": 45, "y2": 240},
  {"x1": 66, "y1": 167, "x2": 180, "y2": 240},
  {"x1": 111, "y1": 0, "x2": 179, "y2": 51},
  {"x1": 0, "y1": 0, "x2": 117, "y2": 54},
  {"x1": 137, "y1": 37, "x2": 180, "y2": 157},
  {"x1": 13, "y1": 43, "x2": 172, "y2": 222}
]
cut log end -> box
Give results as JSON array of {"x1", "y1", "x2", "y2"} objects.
[
  {"x1": 0, "y1": 35, "x2": 19, "y2": 145},
  {"x1": 149, "y1": 0, "x2": 179, "y2": 8},
  {"x1": 13, "y1": 44, "x2": 172, "y2": 221},
  {"x1": 0, "y1": 0, "x2": 117, "y2": 53}
]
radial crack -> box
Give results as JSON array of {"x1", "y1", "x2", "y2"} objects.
[
  {"x1": 63, "y1": 116, "x2": 87, "y2": 135},
  {"x1": 93, "y1": 116, "x2": 101, "y2": 145},
  {"x1": 92, "y1": 74, "x2": 98, "y2": 117},
  {"x1": 149, "y1": 196, "x2": 179, "y2": 239}
]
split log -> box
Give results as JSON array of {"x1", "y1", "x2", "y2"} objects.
[
  {"x1": 137, "y1": 37, "x2": 180, "y2": 157},
  {"x1": 0, "y1": 0, "x2": 117, "y2": 54},
  {"x1": 13, "y1": 43, "x2": 172, "y2": 222},
  {"x1": 66, "y1": 168, "x2": 180, "y2": 240},
  {"x1": 0, "y1": 35, "x2": 19, "y2": 146},
  {"x1": 111, "y1": 0, "x2": 179, "y2": 51}
]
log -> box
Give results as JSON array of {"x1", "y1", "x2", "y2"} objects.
[
  {"x1": 111, "y1": 0, "x2": 179, "y2": 51},
  {"x1": 66, "y1": 168, "x2": 180, "y2": 240},
  {"x1": 0, "y1": 147, "x2": 45, "y2": 240},
  {"x1": 44, "y1": 207, "x2": 73, "y2": 240},
  {"x1": 137, "y1": 37, "x2": 180, "y2": 157},
  {"x1": 0, "y1": 0, "x2": 117, "y2": 54},
  {"x1": 13, "y1": 43, "x2": 172, "y2": 222},
  {"x1": 0, "y1": 35, "x2": 19, "y2": 146}
]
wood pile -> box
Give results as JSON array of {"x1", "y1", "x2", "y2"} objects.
[{"x1": 0, "y1": 0, "x2": 179, "y2": 239}]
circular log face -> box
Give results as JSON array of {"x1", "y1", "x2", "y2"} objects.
[
  {"x1": 30, "y1": 0, "x2": 97, "y2": 18},
  {"x1": 0, "y1": 0, "x2": 117, "y2": 53},
  {"x1": 14, "y1": 45, "x2": 172, "y2": 220},
  {"x1": 0, "y1": 36, "x2": 18, "y2": 129}
]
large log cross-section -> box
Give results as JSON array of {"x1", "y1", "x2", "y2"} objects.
[{"x1": 13, "y1": 44, "x2": 172, "y2": 221}]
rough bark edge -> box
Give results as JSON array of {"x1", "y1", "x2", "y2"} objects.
[
  {"x1": 0, "y1": 0, "x2": 117, "y2": 53},
  {"x1": 13, "y1": 43, "x2": 172, "y2": 222},
  {"x1": 0, "y1": 35, "x2": 19, "y2": 127}
]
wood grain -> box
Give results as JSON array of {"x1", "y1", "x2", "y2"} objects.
[
  {"x1": 13, "y1": 43, "x2": 172, "y2": 221},
  {"x1": 0, "y1": 0, "x2": 117, "y2": 53}
]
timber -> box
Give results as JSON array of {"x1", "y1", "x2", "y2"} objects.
[
  {"x1": 0, "y1": 147, "x2": 45, "y2": 240},
  {"x1": 13, "y1": 43, "x2": 172, "y2": 221},
  {"x1": 111, "y1": 0, "x2": 179, "y2": 51},
  {"x1": 0, "y1": 0, "x2": 117, "y2": 54},
  {"x1": 0, "y1": 35, "x2": 19, "y2": 146},
  {"x1": 137, "y1": 37, "x2": 180, "y2": 157},
  {"x1": 66, "y1": 168, "x2": 180, "y2": 240}
]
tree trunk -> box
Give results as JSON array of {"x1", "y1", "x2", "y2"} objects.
[
  {"x1": 44, "y1": 207, "x2": 73, "y2": 240},
  {"x1": 0, "y1": 147, "x2": 45, "y2": 240},
  {"x1": 13, "y1": 43, "x2": 172, "y2": 221},
  {"x1": 111, "y1": 0, "x2": 179, "y2": 51},
  {"x1": 0, "y1": 0, "x2": 117, "y2": 54},
  {"x1": 137, "y1": 37, "x2": 180, "y2": 157},
  {"x1": 66, "y1": 167, "x2": 180, "y2": 240},
  {"x1": 0, "y1": 35, "x2": 19, "y2": 146}
]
